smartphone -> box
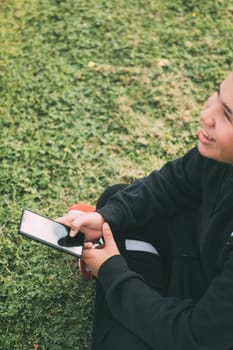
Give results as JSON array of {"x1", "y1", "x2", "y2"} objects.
[{"x1": 19, "y1": 209, "x2": 84, "y2": 257}]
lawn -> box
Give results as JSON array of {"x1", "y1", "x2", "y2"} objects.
[{"x1": 0, "y1": 0, "x2": 233, "y2": 349}]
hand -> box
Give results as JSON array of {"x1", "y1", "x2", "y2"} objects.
[
  {"x1": 82, "y1": 222, "x2": 120, "y2": 277},
  {"x1": 56, "y1": 211, "x2": 104, "y2": 241}
]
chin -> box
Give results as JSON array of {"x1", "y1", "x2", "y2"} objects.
[
  {"x1": 198, "y1": 144, "x2": 233, "y2": 164},
  {"x1": 197, "y1": 143, "x2": 218, "y2": 161},
  {"x1": 197, "y1": 142, "x2": 211, "y2": 158}
]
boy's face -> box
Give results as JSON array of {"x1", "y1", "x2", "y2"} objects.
[{"x1": 197, "y1": 72, "x2": 233, "y2": 164}]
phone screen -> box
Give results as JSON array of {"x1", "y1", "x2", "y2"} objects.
[{"x1": 19, "y1": 209, "x2": 83, "y2": 257}]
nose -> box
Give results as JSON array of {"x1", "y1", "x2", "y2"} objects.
[
  {"x1": 200, "y1": 108, "x2": 215, "y2": 127},
  {"x1": 201, "y1": 110, "x2": 215, "y2": 126},
  {"x1": 201, "y1": 92, "x2": 219, "y2": 127}
]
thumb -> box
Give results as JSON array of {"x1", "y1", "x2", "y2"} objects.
[
  {"x1": 102, "y1": 222, "x2": 114, "y2": 244},
  {"x1": 102, "y1": 223, "x2": 120, "y2": 256}
]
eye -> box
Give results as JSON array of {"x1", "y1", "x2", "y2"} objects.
[{"x1": 223, "y1": 110, "x2": 231, "y2": 122}]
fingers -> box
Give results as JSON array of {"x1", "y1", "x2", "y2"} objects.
[
  {"x1": 102, "y1": 223, "x2": 119, "y2": 253},
  {"x1": 56, "y1": 214, "x2": 82, "y2": 237},
  {"x1": 56, "y1": 212, "x2": 105, "y2": 241},
  {"x1": 84, "y1": 241, "x2": 94, "y2": 249},
  {"x1": 102, "y1": 222, "x2": 113, "y2": 243},
  {"x1": 56, "y1": 215, "x2": 74, "y2": 226},
  {"x1": 69, "y1": 217, "x2": 85, "y2": 237},
  {"x1": 82, "y1": 222, "x2": 120, "y2": 277},
  {"x1": 83, "y1": 223, "x2": 113, "y2": 250}
]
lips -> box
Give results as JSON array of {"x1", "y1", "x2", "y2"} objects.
[{"x1": 200, "y1": 128, "x2": 215, "y2": 142}]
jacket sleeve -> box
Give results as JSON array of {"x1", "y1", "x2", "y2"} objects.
[
  {"x1": 98, "y1": 253, "x2": 233, "y2": 350},
  {"x1": 97, "y1": 147, "x2": 204, "y2": 232}
]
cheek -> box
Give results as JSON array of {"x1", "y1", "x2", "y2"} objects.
[{"x1": 217, "y1": 131, "x2": 233, "y2": 158}]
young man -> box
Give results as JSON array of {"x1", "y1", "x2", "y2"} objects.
[{"x1": 58, "y1": 72, "x2": 233, "y2": 349}]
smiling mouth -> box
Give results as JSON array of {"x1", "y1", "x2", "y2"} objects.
[{"x1": 201, "y1": 128, "x2": 215, "y2": 142}]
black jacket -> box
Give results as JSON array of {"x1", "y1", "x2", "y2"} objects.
[{"x1": 97, "y1": 147, "x2": 233, "y2": 350}]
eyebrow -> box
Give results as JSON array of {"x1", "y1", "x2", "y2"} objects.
[{"x1": 217, "y1": 83, "x2": 233, "y2": 118}]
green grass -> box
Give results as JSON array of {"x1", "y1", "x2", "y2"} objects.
[{"x1": 0, "y1": 0, "x2": 233, "y2": 349}]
